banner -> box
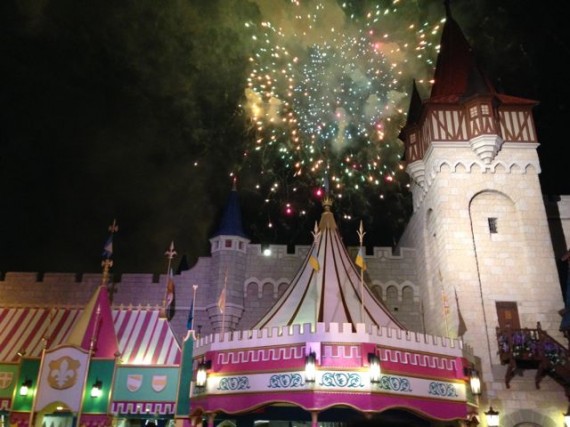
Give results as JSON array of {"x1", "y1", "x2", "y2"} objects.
[{"x1": 34, "y1": 346, "x2": 90, "y2": 412}]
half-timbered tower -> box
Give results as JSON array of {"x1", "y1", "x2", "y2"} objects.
[{"x1": 398, "y1": 3, "x2": 567, "y2": 422}]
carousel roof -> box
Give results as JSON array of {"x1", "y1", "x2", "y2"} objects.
[{"x1": 253, "y1": 196, "x2": 404, "y2": 331}]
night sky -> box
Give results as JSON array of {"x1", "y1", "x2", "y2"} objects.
[{"x1": 1, "y1": 0, "x2": 568, "y2": 275}]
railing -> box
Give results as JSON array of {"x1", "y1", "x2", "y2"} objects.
[{"x1": 496, "y1": 323, "x2": 569, "y2": 396}]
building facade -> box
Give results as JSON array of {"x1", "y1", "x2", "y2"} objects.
[{"x1": 1, "y1": 5, "x2": 569, "y2": 427}]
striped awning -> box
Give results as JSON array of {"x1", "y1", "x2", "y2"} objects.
[{"x1": 0, "y1": 306, "x2": 180, "y2": 365}]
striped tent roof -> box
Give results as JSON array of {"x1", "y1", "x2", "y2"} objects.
[
  {"x1": 253, "y1": 197, "x2": 404, "y2": 331},
  {"x1": 0, "y1": 305, "x2": 181, "y2": 365}
]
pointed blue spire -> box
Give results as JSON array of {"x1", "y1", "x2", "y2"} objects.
[{"x1": 212, "y1": 178, "x2": 247, "y2": 238}]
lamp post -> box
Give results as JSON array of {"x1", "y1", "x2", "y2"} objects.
[
  {"x1": 467, "y1": 368, "x2": 481, "y2": 396},
  {"x1": 196, "y1": 361, "x2": 211, "y2": 388},
  {"x1": 368, "y1": 353, "x2": 381, "y2": 383},
  {"x1": 90, "y1": 379, "x2": 103, "y2": 398},
  {"x1": 484, "y1": 407, "x2": 499, "y2": 427},
  {"x1": 19, "y1": 379, "x2": 32, "y2": 396},
  {"x1": 305, "y1": 352, "x2": 317, "y2": 383}
]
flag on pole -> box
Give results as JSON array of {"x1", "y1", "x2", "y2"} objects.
[
  {"x1": 309, "y1": 222, "x2": 321, "y2": 272},
  {"x1": 355, "y1": 246, "x2": 366, "y2": 271},
  {"x1": 187, "y1": 300, "x2": 194, "y2": 330},
  {"x1": 102, "y1": 219, "x2": 118, "y2": 258},
  {"x1": 102, "y1": 235, "x2": 113, "y2": 258},
  {"x1": 309, "y1": 245, "x2": 320, "y2": 272},
  {"x1": 442, "y1": 289, "x2": 449, "y2": 315},
  {"x1": 455, "y1": 288, "x2": 467, "y2": 337},
  {"x1": 165, "y1": 269, "x2": 176, "y2": 320},
  {"x1": 217, "y1": 288, "x2": 226, "y2": 314}
]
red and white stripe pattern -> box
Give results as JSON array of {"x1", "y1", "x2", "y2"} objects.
[
  {"x1": 114, "y1": 308, "x2": 180, "y2": 365},
  {"x1": 0, "y1": 307, "x2": 180, "y2": 365}
]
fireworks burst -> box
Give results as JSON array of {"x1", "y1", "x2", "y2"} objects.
[{"x1": 239, "y1": 0, "x2": 443, "y2": 231}]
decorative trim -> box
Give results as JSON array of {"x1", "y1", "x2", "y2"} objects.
[
  {"x1": 428, "y1": 381, "x2": 459, "y2": 397},
  {"x1": 381, "y1": 348, "x2": 458, "y2": 372},
  {"x1": 470, "y1": 134, "x2": 502, "y2": 164},
  {"x1": 199, "y1": 370, "x2": 467, "y2": 408},
  {"x1": 10, "y1": 412, "x2": 31, "y2": 427},
  {"x1": 377, "y1": 375, "x2": 412, "y2": 393},
  {"x1": 110, "y1": 401, "x2": 175, "y2": 415},
  {"x1": 319, "y1": 372, "x2": 364, "y2": 388},
  {"x1": 267, "y1": 373, "x2": 304, "y2": 389},
  {"x1": 195, "y1": 323, "x2": 465, "y2": 357},
  {"x1": 217, "y1": 377, "x2": 251, "y2": 391},
  {"x1": 216, "y1": 345, "x2": 304, "y2": 365},
  {"x1": 405, "y1": 141, "x2": 541, "y2": 211}
]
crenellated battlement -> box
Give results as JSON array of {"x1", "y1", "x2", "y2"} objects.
[
  {"x1": 0, "y1": 271, "x2": 166, "y2": 308},
  {"x1": 0, "y1": 271, "x2": 162, "y2": 285},
  {"x1": 193, "y1": 321, "x2": 472, "y2": 358},
  {"x1": 0, "y1": 302, "x2": 167, "y2": 312},
  {"x1": 0, "y1": 244, "x2": 416, "y2": 284},
  {"x1": 0, "y1": 242, "x2": 421, "y2": 340},
  {"x1": 246, "y1": 243, "x2": 416, "y2": 261}
]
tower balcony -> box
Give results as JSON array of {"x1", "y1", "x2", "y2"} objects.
[{"x1": 496, "y1": 323, "x2": 570, "y2": 399}]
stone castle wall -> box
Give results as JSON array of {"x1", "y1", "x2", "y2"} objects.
[
  {"x1": 545, "y1": 195, "x2": 570, "y2": 259},
  {"x1": 0, "y1": 242, "x2": 420, "y2": 342},
  {"x1": 402, "y1": 142, "x2": 569, "y2": 423}
]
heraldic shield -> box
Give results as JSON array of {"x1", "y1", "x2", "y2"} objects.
[{"x1": 0, "y1": 371, "x2": 14, "y2": 390}]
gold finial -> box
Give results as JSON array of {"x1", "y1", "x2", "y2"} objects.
[
  {"x1": 322, "y1": 195, "x2": 333, "y2": 211},
  {"x1": 165, "y1": 241, "x2": 177, "y2": 260},
  {"x1": 311, "y1": 221, "x2": 320, "y2": 242},
  {"x1": 357, "y1": 220, "x2": 366, "y2": 245}
]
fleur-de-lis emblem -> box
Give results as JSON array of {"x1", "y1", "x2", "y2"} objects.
[{"x1": 48, "y1": 356, "x2": 80, "y2": 390}]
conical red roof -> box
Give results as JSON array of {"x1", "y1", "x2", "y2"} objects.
[{"x1": 429, "y1": 6, "x2": 535, "y2": 106}]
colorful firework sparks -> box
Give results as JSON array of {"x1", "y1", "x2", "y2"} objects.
[{"x1": 239, "y1": 0, "x2": 443, "y2": 222}]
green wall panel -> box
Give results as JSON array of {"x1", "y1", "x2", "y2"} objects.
[
  {"x1": 0, "y1": 364, "x2": 19, "y2": 399},
  {"x1": 82, "y1": 359, "x2": 116, "y2": 413},
  {"x1": 11, "y1": 358, "x2": 40, "y2": 412},
  {"x1": 113, "y1": 366, "x2": 178, "y2": 401}
]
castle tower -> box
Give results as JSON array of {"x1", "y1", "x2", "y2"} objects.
[
  {"x1": 207, "y1": 179, "x2": 250, "y2": 333},
  {"x1": 398, "y1": 3, "x2": 567, "y2": 420}
]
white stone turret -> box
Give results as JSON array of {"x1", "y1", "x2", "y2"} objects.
[{"x1": 398, "y1": 5, "x2": 567, "y2": 424}]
